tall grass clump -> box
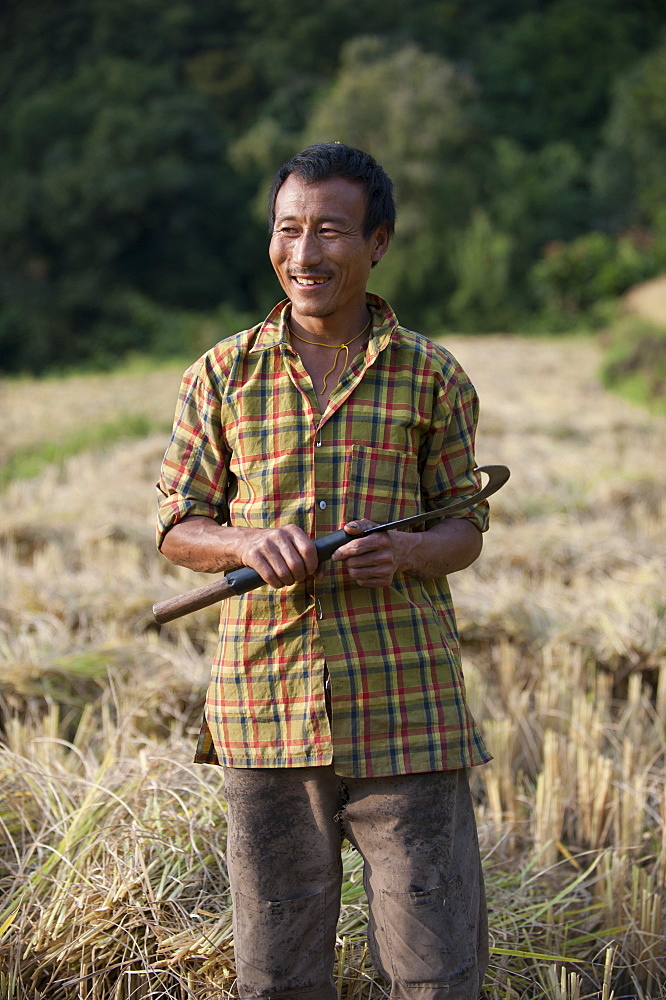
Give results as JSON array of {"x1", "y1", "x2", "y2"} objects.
[{"x1": 599, "y1": 315, "x2": 666, "y2": 415}]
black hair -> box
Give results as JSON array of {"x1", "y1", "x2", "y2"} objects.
[{"x1": 268, "y1": 142, "x2": 396, "y2": 240}]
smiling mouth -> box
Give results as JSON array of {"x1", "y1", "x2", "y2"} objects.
[{"x1": 291, "y1": 275, "x2": 331, "y2": 286}]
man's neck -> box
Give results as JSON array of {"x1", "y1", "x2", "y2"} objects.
[{"x1": 288, "y1": 304, "x2": 371, "y2": 347}]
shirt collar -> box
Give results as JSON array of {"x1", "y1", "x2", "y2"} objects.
[{"x1": 248, "y1": 294, "x2": 398, "y2": 358}]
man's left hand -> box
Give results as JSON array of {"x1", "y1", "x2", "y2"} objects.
[
  {"x1": 330, "y1": 515, "x2": 483, "y2": 587},
  {"x1": 330, "y1": 519, "x2": 406, "y2": 588}
]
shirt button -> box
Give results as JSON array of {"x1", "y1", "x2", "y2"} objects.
[{"x1": 319, "y1": 500, "x2": 327, "y2": 510}]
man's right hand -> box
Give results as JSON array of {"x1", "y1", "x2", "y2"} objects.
[
  {"x1": 237, "y1": 524, "x2": 319, "y2": 588},
  {"x1": 161, "y1": 515, "x2": 319, "y2": 587}
]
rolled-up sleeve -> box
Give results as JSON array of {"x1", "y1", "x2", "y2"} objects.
[
  {"x1": 156, "y1": 360, "x2": 230, "y2": 549},
  {"x1": 419, "y1": 365, "x2": 490, "y2": 534}
]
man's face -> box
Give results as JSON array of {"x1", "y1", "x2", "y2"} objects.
[{"x1": 269, "y1": 173, "x2": 390, "y2": 325}]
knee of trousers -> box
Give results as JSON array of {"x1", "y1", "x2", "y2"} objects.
[
  {"x1": 367, "y1": 872, "x2": 488, "y2": 1000},
  {"x1": 232, "y1": 882, "x2": 340, "y2": 999}
]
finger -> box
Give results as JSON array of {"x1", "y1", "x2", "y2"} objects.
[
  {"x1": 267, "y1": 526, "x2": 320, "y2": 581},
  {"x1": 288, "y1": 531, "x2": 320, "y2": 577},
  {"x1": 273, "y1": 541, "x2": 315, "y2": 584},
  {"x1": 342, "y1": 518, "x2": 377, "y2": 536},
  {"x1": 332, "y1": 533, "x2": 386, "y2": 562},
  {"x1": 251, "y1": 549, "x2": 301, "y2": 588},
  {"x1": 347, "y1": 566, "x2": 393, "y2": 588},
  {"x1": 246, "y1": 534, "x2": 312, "y2": 587},
  {"x1": 344, "y1": 553, "x2": 393, "y2": 576},
  {"x1": 346, "y1": 548, "x2": 395, "y2": 580},
  {"x1": 268, "y1": 553, "x2": 309, "y2": 583}
]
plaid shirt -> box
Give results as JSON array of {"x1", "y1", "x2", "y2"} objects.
[{"x1": 157, "y1": 295, "x2": 491, "y2": 777}]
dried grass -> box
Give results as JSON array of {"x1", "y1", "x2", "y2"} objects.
[
  {"x1": 1, "y1": 335, "x2": 665, "y2": 998},
  {"x1": 0, "y1": 363, "x2": 184, "y2": 468}
]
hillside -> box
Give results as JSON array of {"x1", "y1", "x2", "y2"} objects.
[{"x1": 624, "y1": 273, "x2": 666, "y2": 327}]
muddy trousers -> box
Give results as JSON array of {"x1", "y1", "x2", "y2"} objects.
[{"x1": 223, "y1": 766, "x2": 488, "y2": 1000}]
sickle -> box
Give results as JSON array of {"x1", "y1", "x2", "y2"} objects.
[{"x1": 152, "y1": 464, "x2": 510, "y2": 624}]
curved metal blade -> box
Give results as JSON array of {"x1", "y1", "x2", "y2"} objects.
[{"x1": 363, "y1": 464, "x2": 510, "y2": 535}]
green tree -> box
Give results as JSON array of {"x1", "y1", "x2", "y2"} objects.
[
  {"x1": 482, "y1": 137, "x2": 594, "y2": 313},
  {"x1": 529, "y1": 231, "x2": 659, "y2": 319},
  {"x1": 0, "y1": 58, "x2": 252, "y2": 371},
  {"x1": 472, "y1": 0, "x2": 665, "y2": 154},
  {"x1": 3, "y1": 0, "x2": 666, "y2": 367},
  {"x1": 301, "y1": 37, "x2": 480, "y2": 327},
  {"x1": 594, "y1": 43, "x2": 666, "y2": 229},
  {"x1": 0, "y1": 0, "x2": 269, "y2": 372},
  {"x1": 449, "y1": 210, "x2": 513, "y2": 331}
]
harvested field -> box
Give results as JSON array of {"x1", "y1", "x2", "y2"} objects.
[{"x1": 1, "y1": 334, "x2": 664, "y2": 999}]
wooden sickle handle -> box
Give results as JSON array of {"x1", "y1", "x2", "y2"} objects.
[{"x1": 152, "y1": 529, "x2": 352, "y2": 624}]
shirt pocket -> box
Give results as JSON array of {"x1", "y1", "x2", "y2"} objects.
[{"x1": 342, "y1": 444, "x2": 422, "y2": 526}]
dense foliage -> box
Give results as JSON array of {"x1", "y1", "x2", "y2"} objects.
[{"x1": 2, "y1": 0, "x2": 666, "y2": 371}]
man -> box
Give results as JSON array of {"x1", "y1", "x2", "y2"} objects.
[{"x1": 156, "y1": 143, "x2": 491, "y2": 1000}]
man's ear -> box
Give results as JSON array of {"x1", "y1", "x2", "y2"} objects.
[{"x1": 371, "y1": 225, "x2": 391, "y2": 263}]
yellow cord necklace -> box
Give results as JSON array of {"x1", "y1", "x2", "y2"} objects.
[{"x1": 289, "y1": 314, "x2": 372, "y2": 394}]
